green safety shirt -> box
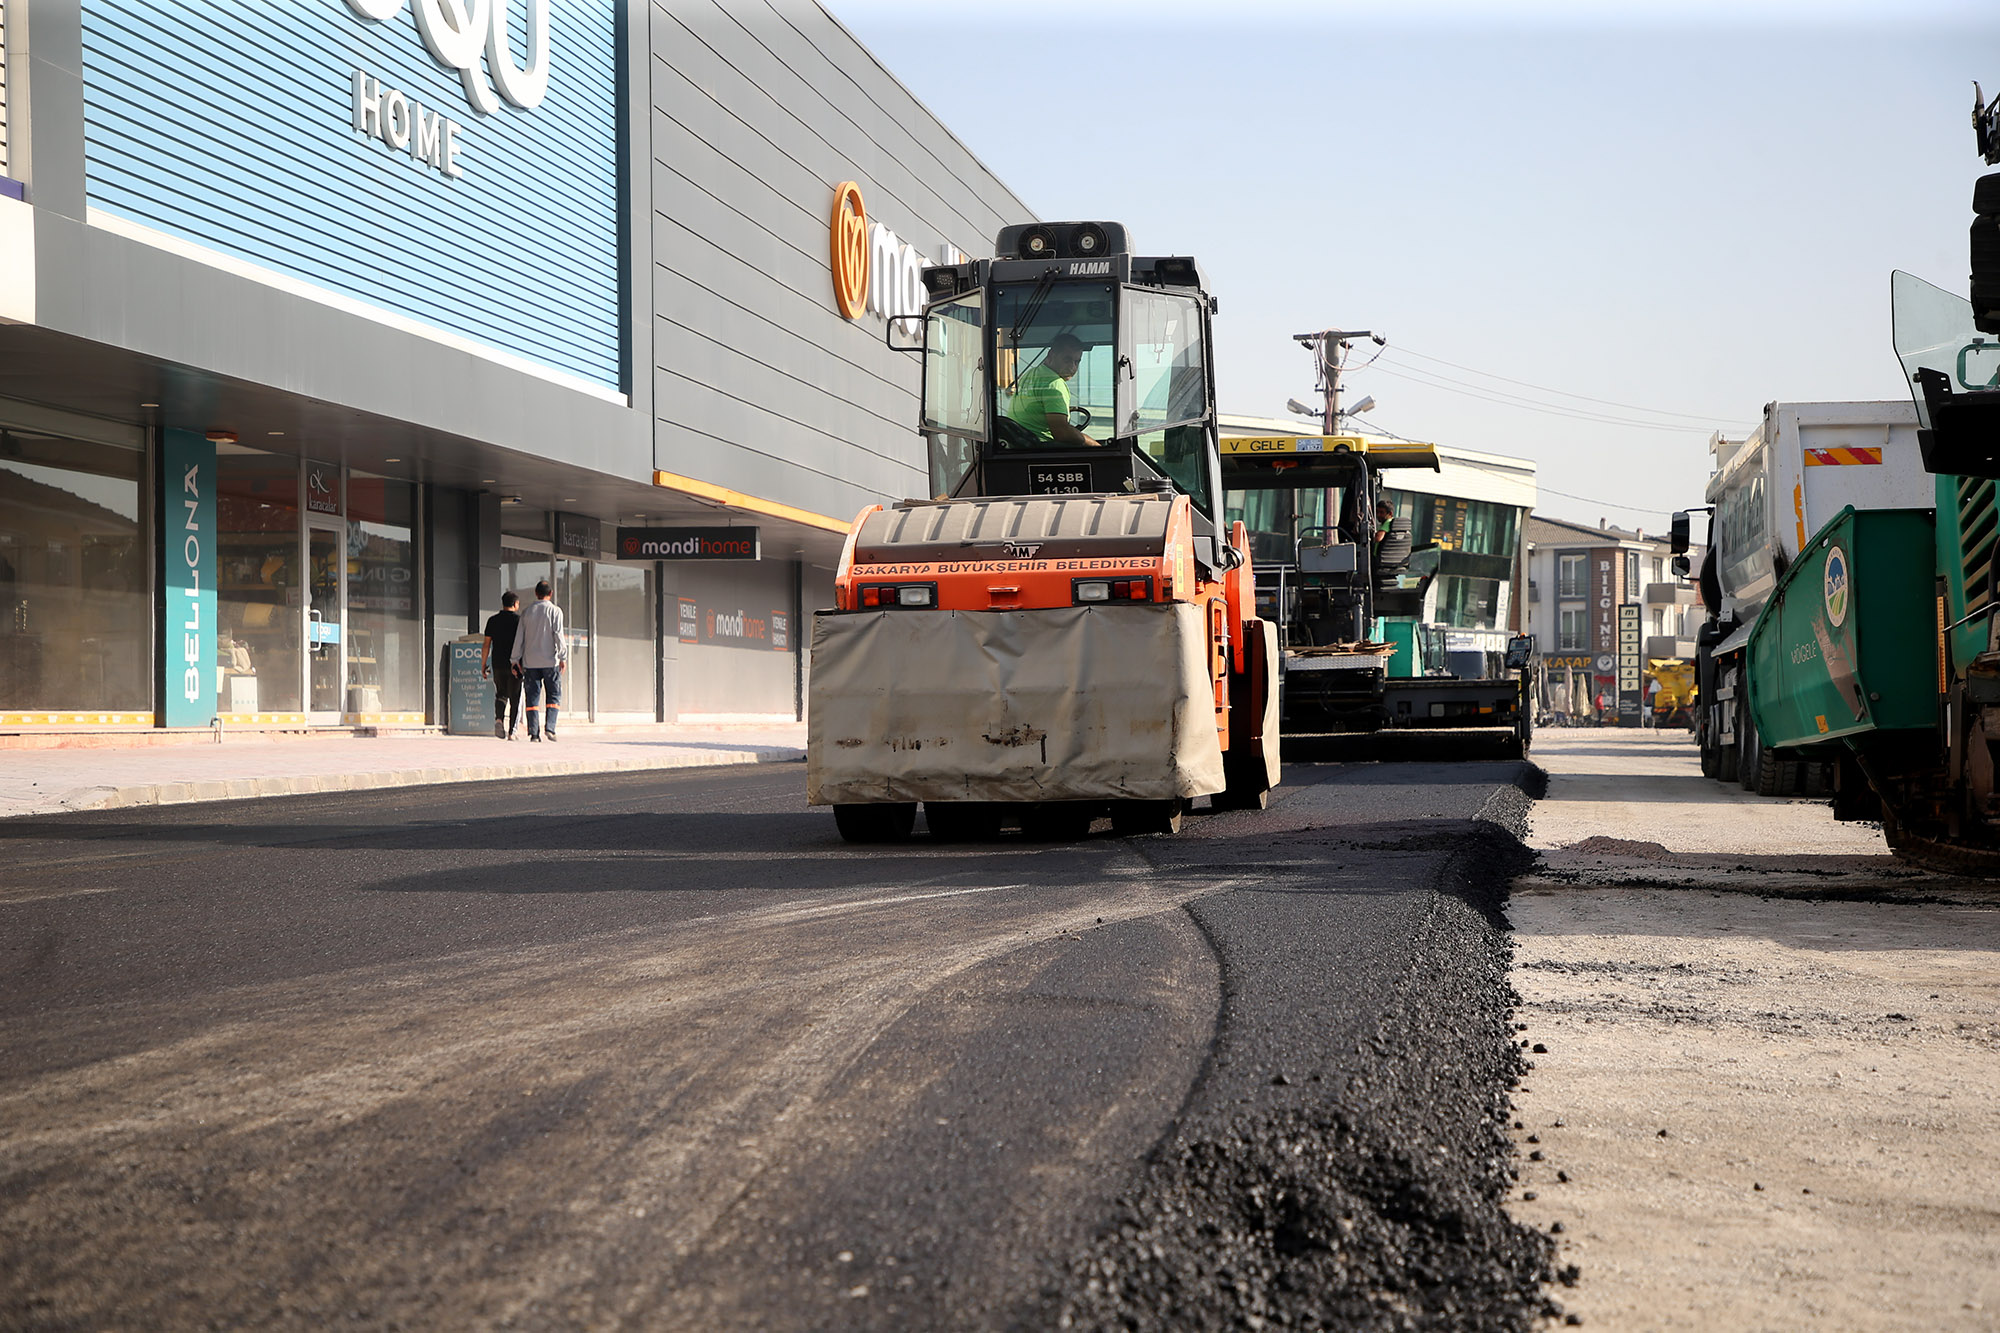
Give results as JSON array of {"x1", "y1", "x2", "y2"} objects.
[{"x1": 1008, "y1": 363, "x2": 1071, "y2": 439}]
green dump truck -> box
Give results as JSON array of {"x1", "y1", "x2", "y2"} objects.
[{"x1": 1746, "y1": 94, "x2": 2000, "y2": 867}]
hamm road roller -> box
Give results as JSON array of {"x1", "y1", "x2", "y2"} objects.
[{"x1": 807, "y1": 222, "x2": 1279, "y2": 842}]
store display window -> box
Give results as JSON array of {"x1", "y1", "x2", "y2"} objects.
[
  {"x1": 556, "y1": 556, "x2": 592, "y2": 720},
  {"x1": 217, "y1": 445, "x2": 303, "y2": 715},
  {"x1": 347, "y1": 474, "x2": 420, "y2": 716},
  {"x1": 595, "y1": 560, "x2": 654, "y2": 719},
  {"x1": 0, "y1": 429, "x2": 149, "y2": 713}
]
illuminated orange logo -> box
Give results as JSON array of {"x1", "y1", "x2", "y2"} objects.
[{"x1": 830, "y1": 181, "x2": 869, "y2": 320}]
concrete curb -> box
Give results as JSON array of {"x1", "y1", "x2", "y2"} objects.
[{"x1": 20, "y1": 746, "x2": 805, "y2": 818}]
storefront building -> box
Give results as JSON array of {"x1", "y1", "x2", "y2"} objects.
[{"x1": 0, "y1": 0, "x2": 1029, "y2": 731}]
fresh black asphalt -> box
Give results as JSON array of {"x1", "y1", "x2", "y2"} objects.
[{"x1": 0, "y1": 754, "x2": 1557, "y2": 1330}]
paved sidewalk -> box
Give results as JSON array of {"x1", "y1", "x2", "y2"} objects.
[
  {"x1": 0, "y1": 724, "x2": 806, "y2": 819},
  {"x1": 1522, "y1": 725, "x2": 1897, "y2": 889},
  {"x1": 1509, "y1": 727, "x2": 2000, "y2": 1331}
]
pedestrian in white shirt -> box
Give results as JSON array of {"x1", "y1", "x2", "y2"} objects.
[{"x1": 509, "y1": 580, "x2": 569, "y2": 741}]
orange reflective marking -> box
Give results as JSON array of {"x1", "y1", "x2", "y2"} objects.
[
  {"x1": 830, "y1": 181, "x2": 869, "y2": 320},
  {"x1": 1802, "y1": 447, "x2": 1883, "y2": 466}
]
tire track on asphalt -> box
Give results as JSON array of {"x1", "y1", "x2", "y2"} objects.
[{"x1": 1, "y1": 855, "x2": 1249, "y2": 1329}]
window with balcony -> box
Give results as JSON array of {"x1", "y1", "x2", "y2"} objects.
[
  {"x1": 1556, "y1": 553, "x2": 1586, "y2": 598},
  {"x1": 1558, "y1": 607, "x2": 1588, "y2": 651}
]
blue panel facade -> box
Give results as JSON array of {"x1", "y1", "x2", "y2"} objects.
[{"x1": 79, "y1": 0, "x2": 623, "y2": 390}]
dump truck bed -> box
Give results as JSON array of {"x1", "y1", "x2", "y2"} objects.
[{"x1": 1747, "y1": 505, "x2": 1938, "y2": 752}]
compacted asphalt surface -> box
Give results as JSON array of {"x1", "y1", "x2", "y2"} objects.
[{"x1": 1, "y1": 750, "x2": 1555, "y2": 1331}]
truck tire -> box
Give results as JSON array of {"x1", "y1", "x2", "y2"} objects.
[
  {"x1": 925, "y1": 801, "x2": 1004, "y2": 842},
  {"x1": 1753, "y1": 750, "x2": 1785, "y2": 798},
  {"x1": 1111, "y1": 798, "x2": 1185, "y2": 836},
  {"x1": 1738, "y1": 695, "x2": 1762, "y2": 793},
  {"x1": 833, "y1": 803, "x2": 916, "y2": 843}
]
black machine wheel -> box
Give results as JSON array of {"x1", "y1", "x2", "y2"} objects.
[
  {"x1": 1069, "y1": 405, "x2": 1092, "y2": 431},
  {"x1": 1881, "y1": 808, "x2": 2000, "y2": 876},
  {"x1": 1738, "y1": 694, "x2": 1763, "y2": 793},
  {"x1": 1208, "y1": 780, "x2": 1272, "y2": 808},
  {"x1": 1020, "y1": 802, "x2": 1096, "y2": 841},
  {"x1": 1214, "y1": 746, "x2": 1272, "y2": 810},
  {"x1": 1111, "y1": 798, "x2": 1185, "y2": 837},
  {"x1": 1753, "y1": 749, "x2": 1785, "y2": 798},
  {"x1": 833, "y1": 803, "x2": 916, "y2": 844},
  {"x1": 925, "y1": 801, "x2": 1005, "y2": 842},
  {"x1": 1830, "y1": 754, "x2": 1881, "y2": 821}
]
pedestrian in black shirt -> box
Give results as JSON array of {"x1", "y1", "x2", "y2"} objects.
[{"x1": 482, "y1": 592, "x2": 523, "y2": 740}]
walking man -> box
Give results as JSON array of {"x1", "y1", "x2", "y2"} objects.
[
  {"x1": 481, "y1": 591, "x2": 523, "y2": 739},
  {"x1": 510, "y1": 579, "x2": 569, "y2": 742}
]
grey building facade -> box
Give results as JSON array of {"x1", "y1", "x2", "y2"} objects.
[{"x1": 0, "y1": 0, "x2": 1030, "y2": 730}]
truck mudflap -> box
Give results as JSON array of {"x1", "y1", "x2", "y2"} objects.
[
  {"x1": 1747, "y1": 505, "x2": 1937, "y2": 752},
  {"x1": 807, "y1": 602, "x2": 1226, "y2": 806}
]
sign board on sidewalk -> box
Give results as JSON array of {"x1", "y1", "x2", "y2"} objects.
[{"x1": 447, "y1": 641, "x2": 494, "y2": 735}]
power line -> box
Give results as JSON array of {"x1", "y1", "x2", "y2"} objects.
[
  {"x1": 1348, "y1": 413, "x2": 1666, "y2": 516},
  {"x1": 1368, "y1": 363, "x2": 1728, "y2": 433},
  {"x1": 1534, "y1": 485, "x2": 1675, "y2": 517},
  {"x1": 1380, "y1": 345, "x2": 1745, "y2": 427},
  {"x1": 1343, "y1": 414, "x2": 1408, "y2": 439}
]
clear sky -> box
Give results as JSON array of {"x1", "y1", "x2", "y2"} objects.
[{"x1": 830, "y1": 0, "x2": 1998, "y2": 529}]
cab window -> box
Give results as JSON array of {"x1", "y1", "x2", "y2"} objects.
[{"x1": 991, "y1": 281, "x2": 1116, "y2": 449}]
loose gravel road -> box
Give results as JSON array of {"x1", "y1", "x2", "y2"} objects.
[{"x1": 1, "y1": 754, "x2": 1555, "y2": 1331}]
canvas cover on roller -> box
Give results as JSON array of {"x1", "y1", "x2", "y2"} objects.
[{"x1": 807, "y1": 602, "x2": 1226, "y2": 805}]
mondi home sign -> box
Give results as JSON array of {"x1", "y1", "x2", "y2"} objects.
[{"x1": 617, "y1": 528, "x2": 761, "y2": 561}]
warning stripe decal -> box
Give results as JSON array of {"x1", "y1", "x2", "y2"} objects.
[{"x1": 1803, "y1": 447, "x2": 1884, "y2": 466}]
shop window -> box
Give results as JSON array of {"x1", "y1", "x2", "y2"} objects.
[
  {"x1": 595, "y1": 560, "x2": 655, "y2": 719},
  {"x1": 1437, "y1": 575, "x2": 1502, "y2": 630},
  {"x1": 347, "y1": 474, "x2": 420, "y2": 716},
  {"x1": 0, "y1": 430, "x2": 149, "y2": 712},
  {"x1": 500, "y1": 549, "x2": 550, "y2": 612},
  {"x1": 556, "y1": 556, "x2": 591, "y2": 720},
  {"x1": 217, "y1": 446, "x2": 303, "y2": 715}
]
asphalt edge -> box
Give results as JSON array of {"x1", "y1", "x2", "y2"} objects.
[{"x1": 1051, "y1": 759, "x2": 1563, "y2": 1331}]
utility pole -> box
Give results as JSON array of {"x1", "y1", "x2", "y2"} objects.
[{"x1": 1292, "y1": 328, "x2": 1384, "y2": 435}]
